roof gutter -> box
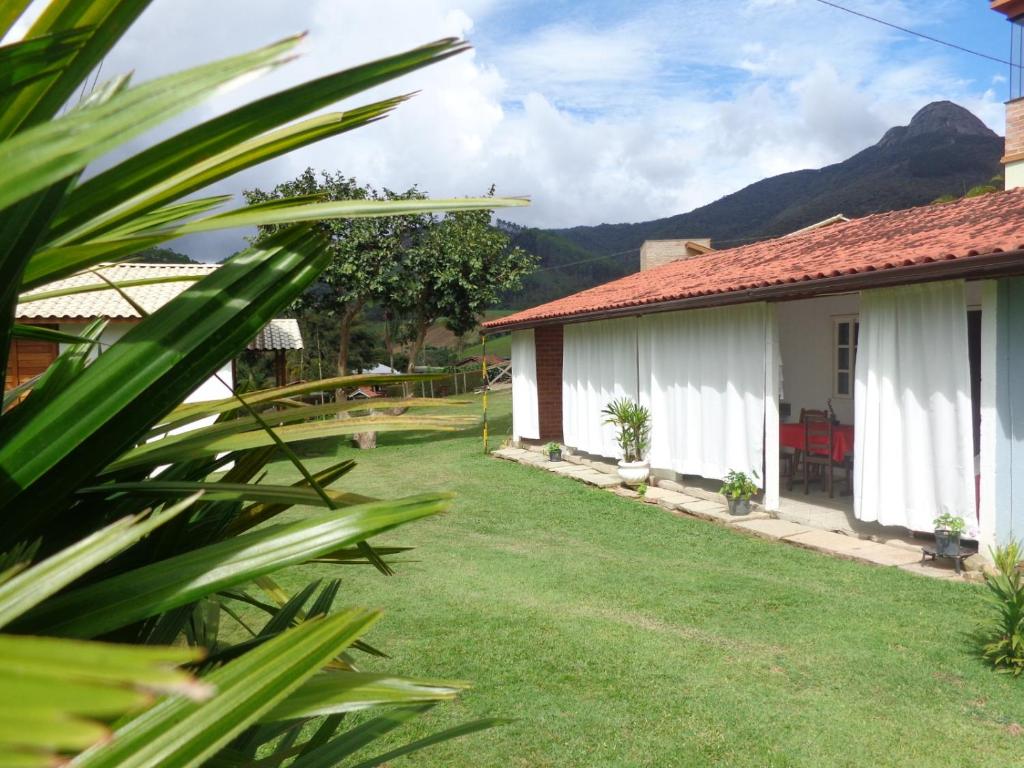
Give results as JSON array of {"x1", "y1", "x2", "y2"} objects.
[{"x1": 488, "y1": 249, "x2": 1024, "y2": 331}]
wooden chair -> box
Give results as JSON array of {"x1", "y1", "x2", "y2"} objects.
[
  {"x1": 802, "y1": 411, "x2": 836, "y2": 497},
  {"x1": 786, "y1": 409, "x2": 827, "y2": 492}
]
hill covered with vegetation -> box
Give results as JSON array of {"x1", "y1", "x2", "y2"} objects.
[{"x1": 506, "y1": 101, "x2": 1004, "y2": 308}]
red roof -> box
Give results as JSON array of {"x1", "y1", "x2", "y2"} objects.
[{"x1": 485, "y1": 189, "x2": 1024, "y2": 330}]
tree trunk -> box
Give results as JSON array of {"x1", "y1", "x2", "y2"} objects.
[
  {"x1": 335, "y1": 301, "x2": 364, "y2": 403},
  {"x1": 383, "y1": 312, "x2": 396, "y2": 372},
  {"x1": 405, "y1": 317, "x2": 429, "y2": 374}
]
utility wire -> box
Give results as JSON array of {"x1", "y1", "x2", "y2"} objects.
[
  {"x1": 532, "y1": 0, "x2": 1017, "y2": 277},
  {"x1": 533, "y1": 230, "x2": 787, "y2": 273},
  {"x1": 811, "y1": 0, "x2": 1019, "y2": 69}
]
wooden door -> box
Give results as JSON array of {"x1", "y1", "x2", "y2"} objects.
[{"x1": 4, "y1": 332, "x2": 58, "y2": 393}]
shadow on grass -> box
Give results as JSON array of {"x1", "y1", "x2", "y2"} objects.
[{"x1": 287, "y1": 412, "x2": 513, "y2": 459}]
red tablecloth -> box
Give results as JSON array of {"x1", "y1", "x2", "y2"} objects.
[{"x1": 780, "y1": 423, "x2": 853, "y2": 464}]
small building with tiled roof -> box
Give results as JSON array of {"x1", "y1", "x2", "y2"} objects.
[
  {"x1": 8, "y1": 262, "x2": 303, "y2": 397},
  {"x1": 488, "y1": 183, "x2": 1024, "y2": 557}
]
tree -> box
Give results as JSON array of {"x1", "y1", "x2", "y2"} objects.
[
  {"x1": 244, "y1": 169, "x2": 427, "y2": 383},
  {"x1": 390, "y1": 188, "x2": 538, "y2": 371},
  {"x1": 127, "y1": 245, "x2": 199, "y2": 264}
]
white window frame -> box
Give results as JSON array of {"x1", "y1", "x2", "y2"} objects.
[{"x1": 832, "y1": 315, "x2": 859, "y2": 399}]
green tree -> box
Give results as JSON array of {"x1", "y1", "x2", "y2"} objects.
[
  {"x1": 391, "y1": 189, "x2": 537, "y2": 371},
  {"x1": 244, "y1": 169, "x2": 427, "y2": 383}
]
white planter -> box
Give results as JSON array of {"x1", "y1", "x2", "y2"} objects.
[{"x1": 617, "y1": 459, "x2": 650, "y2": 485}]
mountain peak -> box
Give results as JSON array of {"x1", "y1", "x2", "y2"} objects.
[{"x1": 878, "y1": 101, "x2": 996, "y2": 147}]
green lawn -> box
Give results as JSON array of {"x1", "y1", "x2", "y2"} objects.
[
  {"x1": 261, "y1": 391, "x2": 1023, "y2": 767},
  {"x1": 461, "y1": 329, "x2": 511, "y2": 359}
]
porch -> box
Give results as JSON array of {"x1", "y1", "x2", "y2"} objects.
[{"x1": 773, "y1": 287, "x2": 983, "y2": 549}]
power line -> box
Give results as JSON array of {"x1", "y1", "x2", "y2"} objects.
[
  {"x1": 811, "y1": 0, "x2": 1019, "y2": 69},
  {"x1": 534, "y1": 247, "x2": 639, "y2": 272},
  {"x1": 533, "y1": 230, "x2": 786, "y2": 273}
]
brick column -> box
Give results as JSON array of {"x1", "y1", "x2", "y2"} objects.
[
  {"x1": 534, "y1": 324, "x2": 564, "y2": 441},
  {"x1": 1003, "y1": 98, "x2": 1024, "y2": 189}
]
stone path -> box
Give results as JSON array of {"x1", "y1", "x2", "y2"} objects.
[{"x1": 491, "y1": 446, "x2": 971, "y2": 582}]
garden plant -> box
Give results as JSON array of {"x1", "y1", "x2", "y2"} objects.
[{"x1": 0, "y1": 2, "x2": 523, "y2": 765}]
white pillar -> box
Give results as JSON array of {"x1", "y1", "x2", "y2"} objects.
[
  {"x1": 763, "y1": 306, "x2": 781, "y2": 511},
  {"x1": 979, "y1": 281, "x2": 999, "y2": 554}
]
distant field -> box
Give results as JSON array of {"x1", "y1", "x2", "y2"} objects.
[
  {"x1": 461, "y1": 331, "x2": 510, "y2": 359},
  {"x1": 364, "y1": 309, "x2": 515, "y2": 359}
]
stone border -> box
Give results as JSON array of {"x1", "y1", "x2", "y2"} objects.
[{"x1": 491, "y1": 446, "x2": 973, "y2": 582}]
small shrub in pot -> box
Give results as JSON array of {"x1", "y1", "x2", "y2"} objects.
[
  {"x1": 933, "y1": 512, "x2": 967, "y2": 557},
  {"x1": 601, "y1": 398, "x2": 652, "y2": 485},
  {"x1": 545, "y1": 442, "x2": 562, "y2": 462},
  {"x1": 720, "y1": 470, "x2": 759, "y2": 516}
]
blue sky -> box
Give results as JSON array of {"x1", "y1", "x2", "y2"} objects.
[{"x1": 8, "y1": 1, "x2": 1015, "y2": 258}]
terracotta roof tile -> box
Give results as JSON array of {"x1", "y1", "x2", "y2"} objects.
[{"x1": 485, "y1": 189, "x2": 1024, "y2": 329}]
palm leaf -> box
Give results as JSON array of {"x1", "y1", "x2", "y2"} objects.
[
  {"x1": 0, "y1": 34, "x2": 299, "y2": 213},
  {"x1": 12, "y1": 494, "x2": 450, "y2": 638},
  {"x1": 0, "y1": 493, "x2": 199, "y2": 628},
  {"x1": 49, "y1": 38, "x2": 471, "y2": 241},
  {"x1": 71, "y1": 610, "x2": 380, "y2": 768}
]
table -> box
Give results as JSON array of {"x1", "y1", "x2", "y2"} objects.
[{"x1": 780, "y1": 422, "x2": 854, "y2": 464}]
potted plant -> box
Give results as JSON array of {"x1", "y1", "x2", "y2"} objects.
[
  {"x1": 934, "y1": 512, "x2": 967, "y2": 557},
  {"x1": 545, "y1": 442, "x2": 562, "y2": 462},
  {"x1": 720, "y1": 470, "x2": 759, "y2": 516},
  {"x1": 601, "y1": 397, "x2": 652, "y2": 485}
]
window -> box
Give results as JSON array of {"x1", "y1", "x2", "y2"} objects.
[{"x1": 833, "y1": 316, "x2": 859, "y2": 398}]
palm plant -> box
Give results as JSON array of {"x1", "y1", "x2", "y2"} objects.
[
  {"x1": 0, "y1": 2, "x2": 524, "y2": 765},
  {"x1": 982, "y1": 540, "x2": 1024, "y2": 676},
  {"x1": 601, "y1": 398, "x2": 651, "y2": 463}
]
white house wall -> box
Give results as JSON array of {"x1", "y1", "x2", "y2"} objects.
[
  {"x1": 59, "y1": 320, "x2": 235, "y2": 415},
  {"x1": 776, "y1": 293, "x2": 860, "y2": 424},
  {"x1": 562, "y1": 318, "x2": 639, "y2": 459},
  {"x1": 511, "y1": 329, "x2": 539, "y2": 440}
]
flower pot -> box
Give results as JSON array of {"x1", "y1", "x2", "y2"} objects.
[
  {"x1": 548, "y1": 450, "x2": 562, "y2": 462},
  {"x1": 934, "y1": 529, "x2": 962, "y2": 557},
  {"x1": 727, "y1": 497, "x2": 751, "y2": 517},
  {"x1": 617, "y1": 459, "x2": 649, "y2": 485}
]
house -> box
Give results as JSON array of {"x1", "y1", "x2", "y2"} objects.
[
  {"x1": 486, "y1": 73, "x2": 1024, "y2": 553},
  {"x1": 10, "y1": 262, "x2": 303, "y2": 404},
  {"x1": 347, "y1": 386, "x2": 386, "y2": 401},
  {"x1": 361, "y1": 362, "x2": 400, "y2": 375}
]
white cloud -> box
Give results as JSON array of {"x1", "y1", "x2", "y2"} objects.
[{"x1": 5, "y1": 0, "x2": 1009, "y2": 257}]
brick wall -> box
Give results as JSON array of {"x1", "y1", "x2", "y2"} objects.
[
  {"x1": 1005, "y1": 98, "x2": 1024, "y2": 161},
  {"x1": 639, "y1": 239, "x2": 712, "y2": 271},
  {"x1": 534, "y1": 324, "x2": 564, "y2": 441}
]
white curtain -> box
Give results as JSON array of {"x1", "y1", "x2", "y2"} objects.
[
  {"x1": 562, "y1": 318, "x2": 638, "y2": 458},
  {"x1": 854, "y1": 280, "x2": 976, "y2": 530},
  {"x1": 511, "y1": 329, "x2": 539, "y2": 440},
  {"x1": 638, "y1": 303, "x2": 775, "y2": 484}
]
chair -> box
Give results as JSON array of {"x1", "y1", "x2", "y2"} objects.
[
  {"x1": 802, "y1": 411, "x2": 836, "y2": 497},
  {"x1": 786, "y1": 409, "x2": 827, "y2": 492}
]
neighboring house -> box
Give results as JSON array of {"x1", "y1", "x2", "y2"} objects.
[
  {"x1": 348, "y1": 386, "x2": 386, "y2": 401},
  {"x1": 10, "y1": 262, "x2": 303, "y2": 403},
  {"x1": 244, "y1": 317, "x2": 304, "y2": 387},
  {"x1": 486, "y1": 89, "x2": 1024, "y2": 552},
  {"x1": 362, "y1": 363, "x2": 400, "y2": 375}
]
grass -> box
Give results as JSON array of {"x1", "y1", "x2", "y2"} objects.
[
  {"x1": 461, "y1": 330, "x2": 510, "y2": 359},
  {"x1": 259, "y1": 390, "x2": 1023, "y2": 767}
]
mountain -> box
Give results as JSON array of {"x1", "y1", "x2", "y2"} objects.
[{"x1": 507, "y1": 101, "x2": 1004, "y2": 308}]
